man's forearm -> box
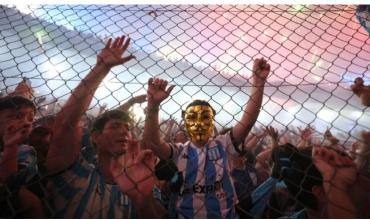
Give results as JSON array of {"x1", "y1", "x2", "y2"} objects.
[
  {"x1": 47, "y1": 62, "x2": 111, "y2": 173},
  {"x1": 58, "y1": 62, "x2": 110, "y2": 124},
  {"x1": 233, "y1": 80, "x2": 265, "y2": 145},
  {"x1": 143, "y1": 106, "x2": 161, "y2": 149}
]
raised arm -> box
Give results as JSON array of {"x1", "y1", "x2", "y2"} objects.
[
  {"x1": 232, "y1": 58, "x2": 270, "y2": 146},
  {"x1": 46, "y1": 36, "x2": 134, "y2": 173},
  {"x1": 9, "y1": 78, "x2": 33, "y2": 99},
  {"x1": 143, "y1": 78, "x2": 175, "y2": 159},
  {"x1": 117, "y1": 94, "x2": 147, "y2": 112}
]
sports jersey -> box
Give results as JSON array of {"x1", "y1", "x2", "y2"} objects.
[
  {"x1": 47, "y1": 156, "x2": 135, "y2": 218},
  {"x1": 170, "y1": 132, "x2": 238, "y2": 218}
]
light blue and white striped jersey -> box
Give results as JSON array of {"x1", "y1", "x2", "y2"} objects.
[
  {"x1": 47, "y1": 157, "x2": 134, "y2": 218},
  {"x1": 171, "y1": 132, "x2": 238, "y2": 218}
]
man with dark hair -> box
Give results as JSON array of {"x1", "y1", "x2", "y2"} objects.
[
  {"x1": 45, "y1": 35, "x2": 165, "y2": 218},
  {"x1": 0, "y1": 95, "x2": 44, "y2": 218},
  {"x1": 143, "y1": 58, "x2": 271, "y2": 218}
]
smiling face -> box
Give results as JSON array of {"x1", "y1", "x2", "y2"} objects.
[
  {"x1": 184, "y1": 105, "x2": 215, "y2": 146},
  {"x1": 0, "y1": 105, "x2": 35, "y2": 140}
]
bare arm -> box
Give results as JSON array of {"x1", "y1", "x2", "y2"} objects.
[
  {"x1": 46, "y1": 36, "x2": 135, "y2": 173},
  {"x1": 9, "y1": 79, "x2": 33, "y2": 99},
  {"x1": 117, "y1": 94, "x2": 147, "y2": 112},
  {"x1": 142, "y1": 78, "x2": 175, "y2": 159},
  {"x1": 232, "y1": 58, "x2": 270, "y2": 146}
]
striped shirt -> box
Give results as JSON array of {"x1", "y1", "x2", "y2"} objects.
[
  {"x1": 171, "y1": 133, "x2": 238, "y2": 218},
  {"x1": 48, "y1": 157, "x2": 134, "y2": 218}
]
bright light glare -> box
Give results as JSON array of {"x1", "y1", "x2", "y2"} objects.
[{"x1": 317, "y1": 109, "x2": 338, "y2": 123}]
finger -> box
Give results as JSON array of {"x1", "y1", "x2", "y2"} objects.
[
  {"x1": 112, "y1": 37, "x2": 120, "y2": 48},
  {"x1": 120, "y1": 55, "x2": 135, "y2": 64},
  {"x1": 342, "y1": 156, "x2": 355, "y2": 167},
  {"x1": 105, "y1": 38, "x2": 112, "y2": 48},
  {"x1": 135, "y1": 150, "x2": 155, "y2": 166},
  {"x1": 148, "y1": 78, "x2": 154, "y2": 86},
  {"x1": 166, "y1": 84, "x2": 176, "y2": 95},
  {"x1": 161, "y1": 80, "x2": 168, "y2": 91},
  {"x1": 127, "y1": 139, "x2": 140, "y2": 156},
  {"x1": 135, "y1": 149, "x2": 150, "y2": 163},
  {"x1": 118, "y1": 35, "x2": 125, "y2": 47},
  {"x1": 154, "y1": 78, "x2": 161, "y2": 90},
  {"x1": 138, "y1": 94, "x2": 147, "y2": 102},
  {"x1": 245, "y1": 134, "x2": 253, "y2": 143},
  {"x1": 156, "y1": 79, "x2": 164, "y2": 90},
  {"x1": 260, "y1": 58, "x2": 266, "y2": 68},
  {"x1": 121, "y1": 37, "x2": 131, "y2": 52},
  {"x1": 325, "y1": 149, "x2": 337, "y2": 166},
  {"x1": 334, "y1": 152, "x2": 348, "y2": 166},
  {"x1": 266, "y1": 63, "x2": 271, "y2": 72},
  {"x1": 312, "y1": 146, "x2": 319, "y2": 158},
  {"x1": 6, "y1": 121, "x2": 25, "y2": 134}
]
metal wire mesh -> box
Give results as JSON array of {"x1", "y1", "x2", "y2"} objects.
[{"x1": 0, "y1": 4, "x2": 369, "y2": 218}]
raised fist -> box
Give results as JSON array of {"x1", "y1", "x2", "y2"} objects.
[{"x1": 351, "y1": 77, "x2": 370, "y2": 106}]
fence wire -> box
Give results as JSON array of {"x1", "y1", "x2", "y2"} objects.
[{"x1": 0, "y1": 4, "x2": 370, "y2": 219}]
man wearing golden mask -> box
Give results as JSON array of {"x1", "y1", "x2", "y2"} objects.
[{"x1": 143, "y1": 58, "x2": 270, "y2": 218}]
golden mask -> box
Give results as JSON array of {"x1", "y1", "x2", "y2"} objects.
[{"x1": 184, "y1": 105, "x2": 215, "y2": 145}]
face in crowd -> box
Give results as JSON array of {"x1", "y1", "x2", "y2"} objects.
[
  {"x1": 0, "y1": 97, "x2": 35, "y2": 145},
  {"x1": 91, "y1": 110, "x2": 133, "y2": 156},
  {"x1": 184, "y1": 104, "x2": 215, "y2": 146}
]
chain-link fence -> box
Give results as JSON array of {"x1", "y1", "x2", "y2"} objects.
[{"x1": 0, "y1": 4, "x2": 370, "y2": 218}]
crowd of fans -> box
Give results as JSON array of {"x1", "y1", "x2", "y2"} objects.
[{"x1": 1, "y1": 35, "x2": 370, "y2": 218}]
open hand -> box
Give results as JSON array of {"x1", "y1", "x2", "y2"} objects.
[
  {"x1": 3, "y1": 120, "x2": 31, "y2": 148},
  {"x1": 97, "y1": 35, "x2": 135, "y2": 69},
  {"x1": 313, "y1": 147, "x2": 357, "y2": 190},
  {"x1": 147, "y1": 78, "x2": 175, "y2": 107},
  {"x1": 110, "y1": 140, "x2": 157, "y2": 198}
]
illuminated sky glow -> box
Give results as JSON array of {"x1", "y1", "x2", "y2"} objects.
[{"x1": 1, "y1": 4, "x2": 370, "y2": 143}]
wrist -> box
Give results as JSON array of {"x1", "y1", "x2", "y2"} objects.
[
  {"x1": 96, "y1": 59, "x2": 111, "y2": 71},
  {"x1": 251, "y1": 77, "x2": 266, "y2": 86},
  {"x1": 146, "y1": 104, "x2": 160, "y2": 112}
]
